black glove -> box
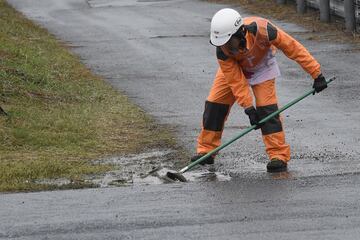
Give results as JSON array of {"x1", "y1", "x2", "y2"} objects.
[
  {"x1": 312, "y1": 74, "x2": 327, "y2": 95},
  {"x1": 244, "y1": 106, "x2": 261, "y2": 130}
]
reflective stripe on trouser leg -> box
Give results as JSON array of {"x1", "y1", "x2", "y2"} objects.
[{"x1": 252, "y1": 79, "x2": 291, "y2": 162}]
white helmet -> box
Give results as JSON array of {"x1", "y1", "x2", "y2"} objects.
[{"x1": 210, "y1": 8, "x2": 244, "y2": 46}]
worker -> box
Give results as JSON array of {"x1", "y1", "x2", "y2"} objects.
[{"x1": 192, "y1": 8, "x2": 328, "y2": 172}]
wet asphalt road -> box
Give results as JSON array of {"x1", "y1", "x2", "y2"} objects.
[
  {"x1": 3, "y1": 0, "x2": 360, "y2": 239},
  {"x1": 1, "y1": 174, "x2": 360, "y2": 240}
]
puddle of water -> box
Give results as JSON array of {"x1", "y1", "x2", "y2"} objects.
[
  {"x1": 131, "y1": 166, "x2": 232, "y2": 185},
  {"x1": 90, "y1": 150, "x2": 231, "y2": 186},
  {"x1": 182, "y1": 167, "x2": 232, "y2": 183},
  {"x1": 90, "y1": 149, "x2": 176, "y2": 186}
]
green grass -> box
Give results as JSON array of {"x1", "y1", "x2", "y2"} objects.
[{"x1": 0, "y1": 0, "x2": 177, "y2": 192}]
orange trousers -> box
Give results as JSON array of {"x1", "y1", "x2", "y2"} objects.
[{"x1": 197, "y1": 70, "x2": 291, "y2": 162}]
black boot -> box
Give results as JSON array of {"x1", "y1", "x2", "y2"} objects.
[
  {"x1": 190, "y1": 154, "x2": 214, "y2": 165},
  {"x1": 267, "y1": 159, "x2": 287, "y2": 172}
]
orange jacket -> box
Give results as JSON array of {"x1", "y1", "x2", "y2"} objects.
[{"x1": 216, "y1": 16, "x2": 321, "y2": 109}]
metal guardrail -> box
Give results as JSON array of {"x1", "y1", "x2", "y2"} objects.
[
  {"x1": 284, "y1": 0, "x2": 359, "y2": 32},
  {"x1": 306, "y1": 0, "x2": 360, "y2": 22}
]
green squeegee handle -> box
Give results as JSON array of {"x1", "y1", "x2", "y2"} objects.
[{"x1": 180, "y1": 76, "x2": 336, "y2": 173}]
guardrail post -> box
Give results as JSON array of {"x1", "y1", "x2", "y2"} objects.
[
  {"x1": 319, "y1": 0, "x2": 331, "y2": 22},
  {"x1": 344, "y1": 0, "x2": 356, "y2": 32},
  {"x1": 296, "y1": 0, "x2": 306, "y2": 14}
]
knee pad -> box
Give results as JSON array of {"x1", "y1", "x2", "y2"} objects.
[
  {"x1": 257, "y1": 104, "x2": 282, "y2": 135},
  {"x1": 203, "y1": 101, "x2": 230, "y2": 131}
]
